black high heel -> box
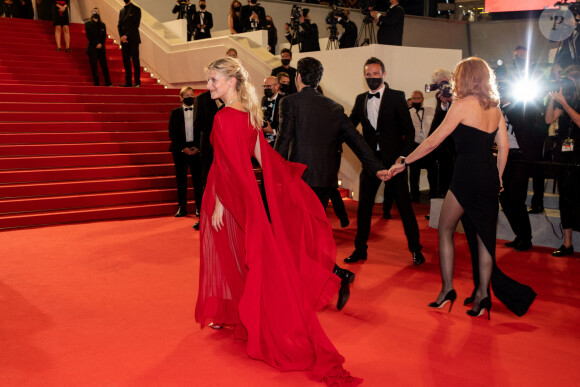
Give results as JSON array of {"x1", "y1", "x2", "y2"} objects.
[
  {"x1": 428, "y1": 289, "x2": 457, "y2": 312},
  {"x1": 463, "y1": 288, "x2": 477, "y2": 306},
  {"x1": 466, "y1": 296, "x2": 492, "y2": 320}
]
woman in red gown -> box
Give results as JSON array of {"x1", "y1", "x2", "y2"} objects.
[{"x1": 194, "y1": 57, "x2": 362, "y2": 386}]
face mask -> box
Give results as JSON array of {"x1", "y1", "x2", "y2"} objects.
[
  {"x1": 365, "y1": 77, "x2": 383, "y2": 91},
  {"x1": 92, "y1": 14, "x2": 100, "y2": 21},
  {"x1": 412, "y1": 102, "x2": 422, "y2": 110},
  {"x1": 200, "y1": 4, "x2": 206, "y2": 10},
  {"x1": 234, "y1": 6, "x2": 241, "y2": 11},
  {"x1": 279, "y1": 84, "x2": 290, "y2": 94},
  {"x1": 264, "y1": 89, "x2": 274, "y2": 98},
  {"x1": 183, "y1": 97, "x2": 194, "y2": 106},
  {"x1": 281, "y1": 59, "x2": 290, "y2": 66}
]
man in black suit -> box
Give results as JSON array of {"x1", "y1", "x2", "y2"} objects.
[
  {"x1": 172, "y1": 0, "x2": 196, "y2": 41},
  {"x1": 85, "y1": 8, "x2": 111, "y2": 87},
  {"x1": 338, "y1": 9, "x2": 357, "y2": 49},
  {"x1": 168, "y1": 87, "x2": 202, "y2": 222},
  {"x1": 371, "y1": 0, "x2": 404, "y2": 46},
  {"x1": 118, "y1": 0, "x2": 141, "y2": 87},
  {"x1": 284, "y1": 10, "x2": 319, "y2": 53},
  {"x1": 275, "y1": 57, "x2": 388, "y2": 310},
  {"x1": 193, "y1": 0, "x2": 212, "y2": 40},
  {"x1": 261, "y1": 76, "x2": 282, "y2": 146},
  {"x1": 240, "y1": 0, "x2": 266, "y2": 32},
  {"x1": 346, "y1": 57, "x2": 424, "y2": 266},
  {"x1": 271, "y1": 48, "x2": 297, "y2": 95}
]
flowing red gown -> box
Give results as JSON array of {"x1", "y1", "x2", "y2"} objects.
[{"x1": 195, "y1": 107, "x2": 362, "y2": 386}]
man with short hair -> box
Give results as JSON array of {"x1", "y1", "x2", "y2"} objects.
[
  {"x1": 168, "y1": 87, "x2": 203, "y2": 221},
  {"x1": 261, "y1": 76, "x2": 282, "y2": 146},
  {"x1": 275, "y1": 57, "x2": 388, "y2": 310},
  {"x1": 118, "y1": 0, "x2": 141, "y2": 87},
  {"x1": 284, "y1": 9, "x2": 320, "y2": 53},
  {"x1": 271, "y1": 48, "x2": 297, "y2": 94},
  {"x1": 193, "y1": 0, "x2": 213, "y2": 40},
  {"x1": 346, "y1": 57, "x2": 424, "y2": 266}
]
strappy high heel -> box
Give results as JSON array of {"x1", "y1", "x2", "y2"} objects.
[
  {"x1": 428, "y1": 289, "x2": 457, "y2": 312},
  {"x1": 466, "y1": 296, "x2": 492, "y2": 320}
]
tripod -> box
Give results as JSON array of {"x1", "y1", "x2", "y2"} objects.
[
  {"x1": 288, "y1": 23, "x2": 302, "y2": 52},
  {"x1": 326, "y1": 25, "x2": 339, "y2": 50},
  {"x1": 356, "y1": 16, "x2": 376, "y2": 46}
]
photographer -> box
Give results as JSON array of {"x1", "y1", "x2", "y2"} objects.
[
  {"x1": 240, "y1": 0, "x2": 266, "y2": 32},
  {"x1": 261, "y1": 76, "x2": 282, "y2": 146},
  {"x1": 193, "y1": 0, "x2": 212, "y2": 40},
  {"x1": 337, "y1": 9, "x2": 357, "y2": 49},
  {"x1": 545, "y1": 65, "x2": 580, "y2": 257},
  {"x1": 172, "y1": 0, "x2": 196, "y2": 41},
  {"x1": 284, "y1": 8, "x2": 320, "y2": 53},
  {"x1": 371, "y1": 0, "x2": 404, "y2": 46}
]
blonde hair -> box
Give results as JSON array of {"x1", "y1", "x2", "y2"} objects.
[
  {"x1": 180, "y1": 86, "x2": 194, "y2": 98},
  {"x1": 206, "y1": 57, "x2": 263, "y2": 129},
  {"x1": 452, "y1": 57, "x2": 499, "y2": 109}
]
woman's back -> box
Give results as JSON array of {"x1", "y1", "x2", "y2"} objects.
[{"x1": 456, "y1": 95, "x2": 502, "y2": 134}]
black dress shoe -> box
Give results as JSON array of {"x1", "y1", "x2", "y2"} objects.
[
  {"x1": 340, "y1": 217, "x2": 350, "y2": 228},
  {"x1": 552, "y1": 245, "x2": 574, "y2": 257},
  {"x1": 174, "y1": 207, "x2": 187, "y2": 217},
  {"x1": 412, "y1": 251, "x2": 425, "y2": 265},
  {"x1": 528, "y1": 206, "x2": 544, "y2": 214},
  {"x1": 333, "y1": 265, "x2": 355, "y2": 311},
  {"x1": 513, "y1": 239, "x2": 532, "y2": 251},
  {"x1": 192, "y1": 221, "x2": 199, "y2": 230},
  {"x1": 344, "y1": 250, "x2": 367, "y2": 264},
  {"x1": 504, "y1": 238, "x2": 519, "y2": 247},
  {"x1": 195, "y1": 210, "x2": 200, "y2": 217},
  {"x1": 383, "y1": 212, "x2": 392, "y2": 219}
]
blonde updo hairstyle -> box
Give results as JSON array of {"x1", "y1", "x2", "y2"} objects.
[
  {"x1": 207, "y1": 57, "x2": 263, "y2": 129},
  {"x1": 451, "y1": 57, "x2": 500, "y2": 109}
]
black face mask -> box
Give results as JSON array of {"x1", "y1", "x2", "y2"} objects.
[
  {"x1": 412, "y1": 102, "x2": 422, "y2": 110},
  {"x1": 92, "y1": 14, "x2": 100, "y2": 22},
  {"x1": 233, "y1": 6, "x2": 241, "y2": 11},
  {"x1": 264, "y1": 89, "x2": 274, "y2": 98},
  {"x1": 200, "y1": 4, "x2": 206, "y2": 10},
  {"x1": 281, "y1": 59, "x2": 291, "y2": 66},
  {"x1": 279, "y1": 84, "x2": 290, "y2": 94},
  {"x1": 183, "y1": 97, "x2": 194, "y2": 106},
  {"x1": 365, "y1": 77, "x2": 383, "y2": 91}
]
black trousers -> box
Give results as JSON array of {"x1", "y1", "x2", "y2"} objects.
[
  {"x1": 311, "y1": 186, "x2": 333, "y2": 210},
  {"x1": 355, "y1": 167, "x2": 422, "y2": 253},
  {"x1": 329, "y1": 188, "x2": 348, "y2": 221},
  {"x1": 87, "y1": 50, "x2": 111, "y2": 86},
  {"x1": 172, "y1": 150, "x2": 203, "y2": 212},
  {"x1": 409, "y1": 157, "x2": 439, "y2": 200},
  {"x1": 121, "y1": 42, "x2": 140, "y2": 85},
  {"x1": 499, "y1": 151, "x2": 532, "y2": 241}
]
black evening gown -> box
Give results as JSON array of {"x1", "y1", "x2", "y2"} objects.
[{"x1": 450, "y1": 123, "x2": 536, "y2": 316}]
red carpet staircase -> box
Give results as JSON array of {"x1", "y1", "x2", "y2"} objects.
[{"x1": 0, "y1": 18, "x2": 189, "y2": 230}]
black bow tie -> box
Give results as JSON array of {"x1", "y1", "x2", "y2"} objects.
[
  {"x1": 184, "y1": 107, "x2": 193, "y2": 111},
  {"x1": 368, "y1": 92, "x2": 380, "y2": 99}
]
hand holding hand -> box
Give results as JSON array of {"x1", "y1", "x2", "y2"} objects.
[
  {"x1": 212, "y1": 197, "x2": 225, "y2": 231},
  {"x1": 387, "y1": 161, "x2": 406, "y2": 179},
  {"x1": 376, "y1": 169, "x2": 390, "y2": 181}
]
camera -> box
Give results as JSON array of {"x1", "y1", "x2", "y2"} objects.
[
  {"x1": 425, "y1": 80, "x2": 453, "y2": 99},
  {"x1": 325, "y1": 7, "x2": 344, "y2": 26},
  {"x1": 289, "y1": 5, "x2": 306, "y2": 29}
]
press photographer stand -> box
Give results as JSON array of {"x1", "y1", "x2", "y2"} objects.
[{"x1": 356, "y1": 17, "x2": 376, "y2": 46}]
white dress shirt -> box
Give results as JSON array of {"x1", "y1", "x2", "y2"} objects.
[
  {"x1": 183, "y1": 104, "x2": 194, "y2": 143},
  {"x1": 410, "y1": 106, "x2": 434, "y2": 144},
  {"x1": 502, "y1": 103, "x2": 519, "y2": 149},
  {"x1": 366, "y1": 84, "x2": 385, "y2": 150}
]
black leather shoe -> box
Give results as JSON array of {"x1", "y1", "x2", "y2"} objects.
[
  {"x1": 513, "y1": 239, "x2": 532, "y2": 251},
  {"x1": 192, "y1": 221, "x2": 199, "y2": 230},
  {"x1": 412, "y1": 251, "x2": 425, "y2": 265},
  {"x1": 340, "y1": 217, "x2": 350, "y2": 228},
  {"x1": 383, "y1": 212, "x2": 392, "y2": 219},
  {"x1": 344, "y1": 250, "x2": 367, "y2": 264},
  {"x1": 504, "y1": 238, "x2": 519, "y2": 247},
  {"x1": 528, "y1": 206, "x2": 544, "y2": 214},
  {"x1": 552, "y1": 245, "x2": 574, "y2": 257},
  {"x1": 174, "y1": 207, "x2": 187, "y2": 217},
  {"x1": 333, "y1": 266, "x2": 355, "y2": 311}
]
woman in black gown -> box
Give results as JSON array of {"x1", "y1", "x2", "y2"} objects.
[
  {"x1": 387, "y1": 57, "x2": 536, "y2": 319},
  {"x1": 53, "y1": 0, "x2": 70, "y2": 52}
]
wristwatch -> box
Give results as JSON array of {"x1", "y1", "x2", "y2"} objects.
[{"x1": 399, "y1": 156, "x2": 407, "y2": 166}]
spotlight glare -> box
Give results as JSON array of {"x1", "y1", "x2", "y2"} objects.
[{"x1": 512, "y1": 79, "x2": 538, "y2": 102}]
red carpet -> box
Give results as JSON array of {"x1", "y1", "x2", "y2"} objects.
[
  {"x1": 0, "y1": 18, "x2": 196, "y2": 230},
  {"x1": 0, "y1": 201, "x2": 578, "y2": 386}
]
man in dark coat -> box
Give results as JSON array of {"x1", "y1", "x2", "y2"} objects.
[
  {"x1": 240, "y1": 0, "x2": 266, "y2": 32},
  {"x1": 284, "y1": 11, "x2": 320, "y2": 53},
  {"x1": 118, "y1": 0, "x2": 141, "y2": 87},
  {"x1": 275, "y1": 57, "x2": 388, "y2": 310},
  {"x1": 193, "y1": 0, "x2": 213, "y2": 40},
  {"x1": 85, "y1": 8, "x2": 111, "y2": 87},
  {"x1": 338, "y1": 9, "x2": 357, "y2": 49},
  {"x1": 346, "y1": 57, "x2": 424, "y2": 266},
  {"x1": 371, "y1": 0, "x2": 404, "y2": 46}
]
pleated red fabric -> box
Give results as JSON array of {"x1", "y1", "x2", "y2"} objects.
[{"x1": 195, "y1": 107, "x2": 362, "y2": 386}]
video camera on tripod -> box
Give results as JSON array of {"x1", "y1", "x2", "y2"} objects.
[
  {"x1": 288, "y1": 4, "x2": 307, "y2": 30},
  {"x1": 554, "y1": 0, "x2": 580, "y2": 17}
]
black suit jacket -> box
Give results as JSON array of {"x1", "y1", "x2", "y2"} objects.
[
  {"x1": 338, "y1": 19, "x2": 357, "y2": 49},
  {"x1": 275, "y1": 87, "x2": 383, "y2": 187},
  {"x1": 377, "y1": 5, "x2": 404, "y2": 46},
  {"x1": 240, "y1": 4, "x2": 266, "y2": 32},
  {"x1": 350, "y1": 84, "x2": 415, "y2": 166},
  {"x1": 261, "y1": 93, "x2": 283, "y2": 131},
  {"x1": 195, "y1": 91, "x2": 220, "y2": 182},
  {"x1": 286, "y1": 21, "x2": 320, "y2": 52},
  {"x1": 503, "y1": 102, "x2": 545, "y2": 161},
  {"x1": 118, "y1": 3, "x2": 141, "y2": 44},
  {"x1": 85, "y1": 20, "x2": 107, "y2": 54},
  {"x1": 168, "y1": 105, "x2": 200, "y2": 152},
  {"x1": 172, "y1": 3, "x2": 195, "y2": 20},
  {"x1": 193, "y1": 10, "x2": 213, "y2": 38}
]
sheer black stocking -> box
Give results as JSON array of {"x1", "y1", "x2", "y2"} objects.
[{"x1": 472, "y1": 233, "x2": 492, "y2": 311}]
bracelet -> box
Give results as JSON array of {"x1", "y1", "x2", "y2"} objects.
[{"x1": 399, "y1": 156, "x2": 407, "y2": 167}]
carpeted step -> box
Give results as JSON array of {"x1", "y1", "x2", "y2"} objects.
[
  {"x1": 0, "y1": 111, "x2": 168, "y2": 122},
  {"x1": 0, "y1": 176, "x2": 178, "y2": 200},
  {"x1": 0, "y1": 121, "x2": 167, "y2": 133},
  {"x1": 0, "y1": 83, "x2": 177, "y2": 95},
  {"x1": 0, "y1": 93, "x2": 176, "y2": 104},
  {"x1": 0, "y1": 141, "x2": 169, "y2": 156},
  {"x1": 0, "y1": 131, "x2": 168, "y2": 145},
  {"x1": 0, "y1": 152, "x2": 172, "y2": 170},
  {"x1": 0, "y1": 163, "x2": 174, "y2": 184},
  {"x1": 0, "y1": 102, "x2": 174, "y2": 113}
]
